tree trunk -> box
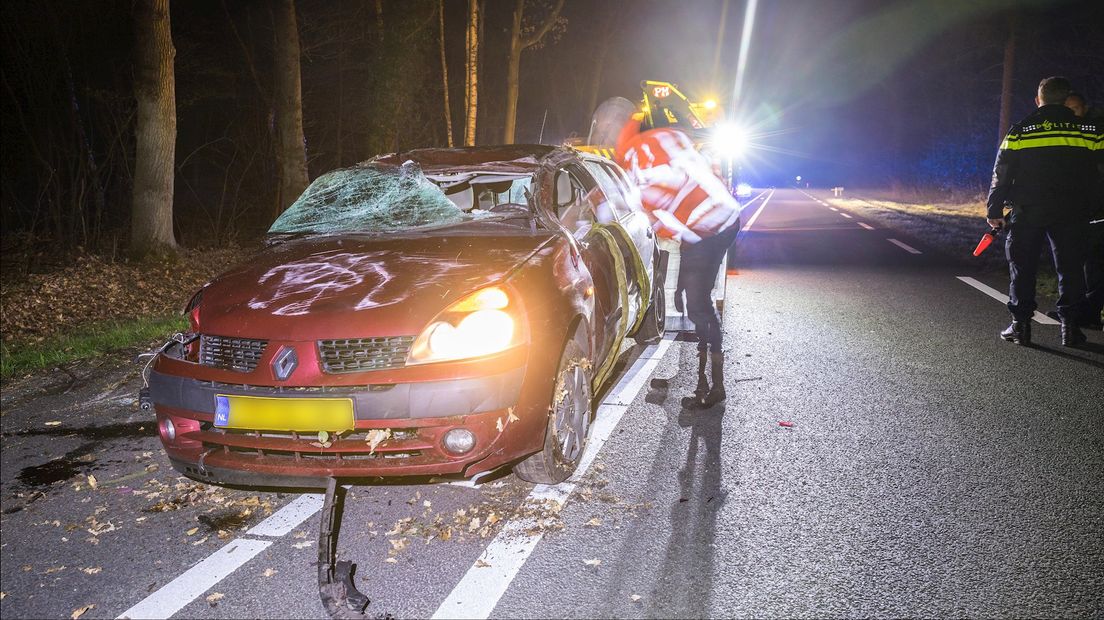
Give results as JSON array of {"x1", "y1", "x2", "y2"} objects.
[
  {"x1": 273, "y1": 0, "x2": 309, "y2": 216},
  {"x1": 131, "y1": 0, "x2": 177, "y2": 257},
  {"x1": 503, "y1": 0, "x2": 564, "y2": 144},
  {"x1": 439, "y1": 0, "x2": 454, "y2": 147},
  {"x1": 464, "y1": 0, "x2": 479, "y2": 146},
  {"x1": 998, "y1": 14, "x2": 1017, "y2": 145},
  {"x1": 503, "y1": 1, "x2": 525, "y2": 144}
]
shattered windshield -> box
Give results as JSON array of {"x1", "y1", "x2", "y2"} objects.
[{"x1": 269, "y1": 164, "x2": 535, "y2": 235}]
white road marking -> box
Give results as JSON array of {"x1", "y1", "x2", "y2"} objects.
[
  {"x1": 858, "y1": 222, "x2": 875, "y2": 230},
  {"x1": 840, "y1": 213, "x2": 853, "y2": 219},
  {"x1": 829, "y1": 207, "x2": 839, "y2": 212},
  {"x1": 432, "y1": 338, "x2": 674, "y2": 620},
  {"x1": 955, "y1": 277, "x2": 1060, "y2": 325},
  {"x1": 117, "y1": 539, "x2": 272, "y2": 620},
  {"x1": 246, "y1": 493, "x2": 325, "y2": 537},
  {"x1": 741, "y1": 188, "x2": 775, "y2": 231},
  {"x1": 887, "y1": 238, "x2": 922, "y2": 254}
]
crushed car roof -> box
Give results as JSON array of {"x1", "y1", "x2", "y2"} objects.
[{"x1": 368, "y1": 144, "x2": 569, "y2": 171}]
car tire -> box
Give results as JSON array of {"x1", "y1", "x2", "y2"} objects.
[
  {"x1": 634, "y1": 274, "x2": 666, "y2": 346},
  {"x1": 514, "y1": 330, "x2": 592, "y2": 485}
]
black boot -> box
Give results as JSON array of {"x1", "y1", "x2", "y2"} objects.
[
  {"x1": 682, "y1": 351, "x2": 710, "y2": 408},
  {"x1": 1000, "y1": 320, "x2": 1031, "y2": 345},
  {"x1": 1061, "y1": 321, "x2": 1087, "y2": 347},
  {"x1": 698, "y1": 351, "x2": 726, "y2": 407}
]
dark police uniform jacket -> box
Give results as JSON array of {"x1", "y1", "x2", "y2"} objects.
[{"x1": 987, "y1": 104, "x2": 1103, "y2": 225}]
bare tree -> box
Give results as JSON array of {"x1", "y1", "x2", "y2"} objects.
[
  {"x1": 503, "y1": 0, "x2": 564, "y2": 144},
  {"x1": 439, "y1": 0, "x2": 454, "y2": 147},
  {"x1": 273, "y1": 0, "x2": 309, "y2": 215},
  {"x1": 998, "y1": 13, "x2": 1017, "y2": 145},
  {"x1": 464, "y1": 0, "x2": 479, "y2": 146},
  {"x1": 131, "y1": 0, "x2": 178, "y2": 257}
]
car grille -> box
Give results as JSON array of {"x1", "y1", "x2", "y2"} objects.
[
  {"x1": 318, "y1": 336, "x2": 415, "y2": 374},
  {"x1": 199, "y1": 335, "x2": 268, "y2": 372}
]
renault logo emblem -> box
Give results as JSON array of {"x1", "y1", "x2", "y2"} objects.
[{"x1": 272, "y1": 346, "x2": 298, "y2": 381}]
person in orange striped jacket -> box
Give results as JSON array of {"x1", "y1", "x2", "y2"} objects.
[{"x1": 615, "y1": 117, "x2": 740, "y2": 408}]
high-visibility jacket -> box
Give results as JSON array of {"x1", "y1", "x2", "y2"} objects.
[
  {"x1": 987, "y1": 104, "x2": 1103, "y2": 223},
  {"x1": 614, "y1": 123, "x2": 740, "y2": 244}
]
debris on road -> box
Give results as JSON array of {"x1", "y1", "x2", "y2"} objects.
[
  {"x1": 631, "y1": 594, "x2": 643, "y2": 602},
  {"x1": 205, "y1": 592, "x2": 224, "y2": 606},
  {"x1": 779, "y1": 421, "x2": 795, "y2": 428},
  {"x1": 583, "y1": 558, "x2": 601, "y2": 567},
  {"x1": 70, "y1": 604, "x2": 95, "y2": 619}
]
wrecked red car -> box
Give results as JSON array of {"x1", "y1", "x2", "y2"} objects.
[{"x1": 147, "y1": 145, "x2": 665, "y2": 487}]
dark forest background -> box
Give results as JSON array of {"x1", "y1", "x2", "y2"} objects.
[{"x1": 2, "y1": 0, "x2": 1102, "y2": 265}]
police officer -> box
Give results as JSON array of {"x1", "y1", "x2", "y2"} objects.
[{"x1": 987, "y1": 76, "x2": 1103, "y2": 346}]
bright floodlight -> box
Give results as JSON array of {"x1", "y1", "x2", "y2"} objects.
[
  {"x1": 796, "y1": 175, "x2": 802, "y2": 182},
  {"x1": 712, "y1": 122, "x2": 748, "y2": 159},
  {"x1": 703, "y1": 99, "x2": 718, "y2": 110}
]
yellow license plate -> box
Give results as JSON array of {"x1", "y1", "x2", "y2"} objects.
[{"x1": 214, "y1": 394, "x2": 355, "y2": 432}]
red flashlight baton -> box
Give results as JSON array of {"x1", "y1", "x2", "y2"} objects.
[{"x1": 972, "y1": 227, "x2": 1002, "y2": 257}]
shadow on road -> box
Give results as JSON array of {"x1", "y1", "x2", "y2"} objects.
[{"x1": 649, "y1": 384, "x2": 726, "y2": 616}]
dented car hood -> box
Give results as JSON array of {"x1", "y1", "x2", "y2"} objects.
[{"x1": 196, "y1": 231, "x2": 554, "y2": 341}]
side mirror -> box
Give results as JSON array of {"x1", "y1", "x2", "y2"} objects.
[{"x1": 554, "y1": 171, "x2": 575, "y2": 208}]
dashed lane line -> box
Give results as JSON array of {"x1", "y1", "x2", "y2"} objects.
[
  {"x1": 432, "y1": 338, "x2": 674, "y2": 620},
  {"x1": 840, "y1": 213, "x2": 853, "y2": 219},
  {"x1": 119, "y1": 490, "x2": 328, "y2": 618},
  {"x1": 955, "y1": 277, "x2": 1060, "y2": 325},
  {"x1": 118, "y1": 539, "x2": 272, "y2": 619},
  {"x1": 829, "y1": 207, "x2": 839, "y2": 212},
  {"x1": 858, "y1": 222, "x2": 875, "y2": 230},
  {"x1": 741, "y1": 188, "x2": 775, "y2": 232},
  {"x1": 887, "y1": 238, "x2": 922, "y2": 254}
]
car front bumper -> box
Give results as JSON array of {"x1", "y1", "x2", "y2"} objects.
[{"x1": 150, "y1": 365, "x2": 529, "y2": 487}]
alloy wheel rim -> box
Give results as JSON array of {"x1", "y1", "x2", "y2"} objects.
[{"x1": 554, "y1": 365, "x2": 589, "y2": 463}]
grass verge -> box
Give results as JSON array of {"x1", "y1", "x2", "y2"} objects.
[{"x1": 1, "y1": 315, "x2": 186, "y2": 382}]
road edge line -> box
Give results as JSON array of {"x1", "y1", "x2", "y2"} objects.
[
  {"x1": 741, "y1": 188, "x2": 774, "y2": 232},
  {"x1": 431, "y1": 338, "x2": 674, "y2": 620}
]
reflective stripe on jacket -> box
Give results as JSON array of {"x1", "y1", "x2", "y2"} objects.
[
  {"x1": 615, "y1": 126, "x2": 740, "y2": 243},
  {"x1": 987, "y1": 104, "x2": 1103, "y2": 221}
]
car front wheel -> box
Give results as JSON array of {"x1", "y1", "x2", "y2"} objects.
[{"x1": 514, "y1": 330, "x2": 592, "y2": 485}]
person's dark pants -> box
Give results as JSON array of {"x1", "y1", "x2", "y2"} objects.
[
  {"x1": 1084, "y1": 222, "x2": 1104, "y2": 319},
  {"x1": 679, "y1": 226, "x2": 739, "y2": 353},
  {"x1": 1005, "y1": 218, "x2": 1086, "y2": 322}
]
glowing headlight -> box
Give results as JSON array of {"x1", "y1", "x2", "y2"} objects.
[
  {"x1": 409, "y1": 286, "x2": 525, "y2": 364},
  {"x1": 712, "y1": 122, "x2": 749, "y2": 159}
]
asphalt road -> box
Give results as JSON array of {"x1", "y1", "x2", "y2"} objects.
[{"x1": 2, "y1": 188, "x2": 1102, "y2": 619}]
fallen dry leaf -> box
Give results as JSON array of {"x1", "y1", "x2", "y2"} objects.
[
  {"x1": 185, "y1": 527, "x2": 199, "y2": 536},
  {"x1": 583, "y1": 558, "x2": 601, "y2": 567},
  {"x1": 388, "y1": 538, "x2": 408, "y2": 552},
  {"x1": 585, "y1": 517, "x2": 602, "y2": 527},
  {"x1": 468, "y1": 517, "x2": 482, "y2": 532},
  {"x1": 384, "y1": 557, "x2": 398, "y2": 564},
  {"x1": 192, "y1": 535, "x2": 209, "y2": 546},
  {"x1": 205, "y1": 592, "x2": 224, "y2": 605},
  {"x1": 630, "y1": 594, "x2": 642, "y2": 602},
  {"x1": 293, "y1": 530, "x2": 307, "y2": 539},
  {"x1": 263, "y1": 568, "x2": 277, "y2": 578},
  {"x1": 45, "y1": 421, "x2": 62, "y2": 427},
  {"x1": 423, "y1": 500, "x2": 432, "y2": 508},
  {"x1": 86, "y1": 475, "x2": 98, "y2": 490},
  {"x1": 81, "y1": 567, "x2": 102, "y2": 575},
  {"x1": 475, "y1": 559, "x2": 491, "y2": 568},
  {"x1": 70, "y1": 604, "x2": 95, "y2": 619},
  {"x1": 44, "y1": 565, "x2": 67, "y2": 574},
  {"x1": 292, "y1": 541, "x2": 313, "y2": 549},
  {"x1": 0, "y1": 592, "x2": 6, "y2": 600},
  {"x1": 365, "y1": 428, "x2": 392, "y2": 454}
]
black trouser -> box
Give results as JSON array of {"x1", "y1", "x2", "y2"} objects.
[
  {"x1": 1084, "y1": 221, "x2": 1104, "y2": 318},
  {"x1": 679, "y1": 226, "x2": 739, "y2": 352},
  {"x1": 1005, "y1": 217, "x2": 1086, "y2": 322}
]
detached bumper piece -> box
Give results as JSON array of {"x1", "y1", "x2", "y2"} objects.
[{"x1": 318, "y1": 477, "x2": 371, "y2": 618}]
